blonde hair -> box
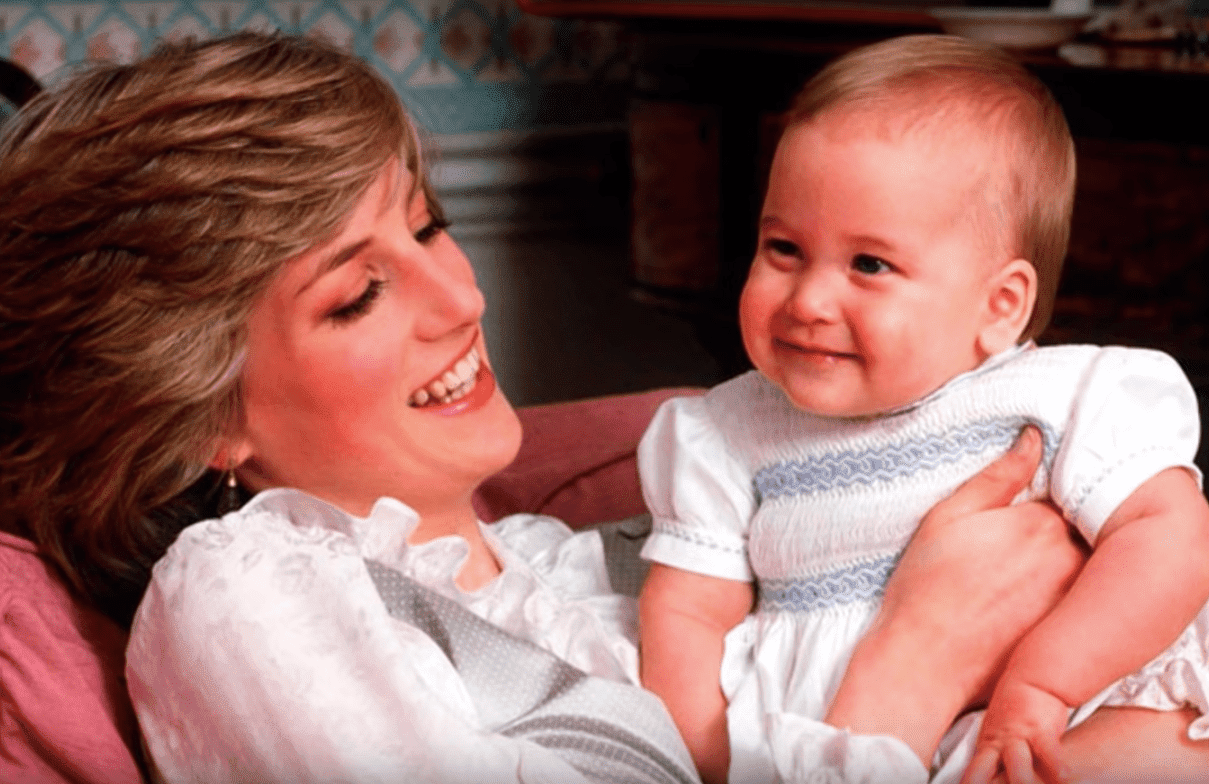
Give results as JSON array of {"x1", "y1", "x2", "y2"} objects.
[
  {"x1": 0, "y1": 32, "x2": 437, "y2": 626},
  {"x1": 786, "y1": 34, "x2": 1075, "y2": 340}
]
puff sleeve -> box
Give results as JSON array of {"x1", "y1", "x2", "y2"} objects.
[
  {"x1": 1050, "y1": 346, "x2": 1203, "y2": 546},
  {"x1": 638, "y1": 394, "x2": 756, "y2": 582}
]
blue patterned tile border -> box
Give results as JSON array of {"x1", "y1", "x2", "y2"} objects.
[{"x1": 0, "y1": 0, "x2": 628, "y2": 132}]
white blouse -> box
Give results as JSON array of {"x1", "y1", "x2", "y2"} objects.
[{"x1": 127, "y1": 489, "x2": 644, "y2": 783}]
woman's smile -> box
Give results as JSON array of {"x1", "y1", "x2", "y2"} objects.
[
  {"x1": 408, "y1": 341, "x2": 483, "y2": 407},
  {"x1": 408, "y1": 340, "x2": 501, "y2": 417}
]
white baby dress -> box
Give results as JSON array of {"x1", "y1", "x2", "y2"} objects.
[{"x1": 639, "y1": 344, "x2": 1209, "y2": 784}]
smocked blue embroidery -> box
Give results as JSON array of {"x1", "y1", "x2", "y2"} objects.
[
  {"x1": 759, "y1": 556, "x2": 898, "y2": 613},
  {"x1": 754, "y1": 417, "x2": 1056, "y2": 502}
]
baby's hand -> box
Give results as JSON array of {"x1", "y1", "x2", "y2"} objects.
[{"x1": 962, "y1": 678, "x2": 1071, "y2": 784}]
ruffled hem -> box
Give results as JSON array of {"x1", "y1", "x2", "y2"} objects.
[{"x1": 765, "y1": 715, "x2": 928, "y2": 784}]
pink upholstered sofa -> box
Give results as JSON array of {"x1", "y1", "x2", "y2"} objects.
[{"x1": 0, "y1": 387, "x2": 696, "y2": 783}]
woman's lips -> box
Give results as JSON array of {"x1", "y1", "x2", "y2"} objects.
[
  {"x1": 407, "y1": 342, "x2": 498, "y2": 416},
  {"x1": 428, "y1": 364, "x2": 497, "y2": 417},
  {"x1": 408, "y1": 345, "x2": 481, "y2": 407}
]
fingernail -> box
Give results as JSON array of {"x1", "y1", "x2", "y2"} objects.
[{"x1": 1012, "y1": 425, "x2": 1037, "y2": 451}]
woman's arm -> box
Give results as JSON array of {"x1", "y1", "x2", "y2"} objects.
[
  {"x1": 826, "y1": 427, "x2": 1086, "y2": 766},
  {"x1": 639, "y1": 563, "x2": 753, "y2": 784}
]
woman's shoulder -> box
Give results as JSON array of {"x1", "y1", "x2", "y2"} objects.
[
  {"x1": 135, "y1": 491, "x2": 371, "y2": 636},
  {"x1": 166, "y1": 497, "x2": 357, "y2": 570}
]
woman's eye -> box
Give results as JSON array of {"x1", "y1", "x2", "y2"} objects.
[
  {"x1": 327, "y1": 278, "x2": 385, "y2": 324},
  {"x1": 852, "y1": 254, "x2": 891, "y2": 275},
  {"x1": 414, "y1": 217, "x2": 451, "y2": 245}
]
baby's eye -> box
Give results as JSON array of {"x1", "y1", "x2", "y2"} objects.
[
  {"x1": 852, "y1": 254, "x2": 891, "y2": 275},
  {"x1": 765, "y1": 238, "x2": 801, "y2": 258}
]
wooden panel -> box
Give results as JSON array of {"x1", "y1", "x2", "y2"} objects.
[{"x1": 629, "y1": 99, "x2": 721, "y2": 291}]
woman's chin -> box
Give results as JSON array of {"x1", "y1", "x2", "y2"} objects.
[{"x1": 447, "y1": 380, "x2": 522, "y2": 477}]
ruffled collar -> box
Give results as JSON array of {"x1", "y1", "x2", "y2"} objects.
[{"x1": 236, "y1": 487, "x2": 532, "y2": 606}]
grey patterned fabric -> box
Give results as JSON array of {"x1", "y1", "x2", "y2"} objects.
[
  {"x1": 594, "y1": 514, "x2": 653, "y2": 599},
  {"x1": 365, "y1": 559, "x2": 699, "y2": 784}
]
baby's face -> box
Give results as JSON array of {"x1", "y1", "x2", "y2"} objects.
[{"x1": 740, "y1": 111, "x2": 1006, "y2": 418}]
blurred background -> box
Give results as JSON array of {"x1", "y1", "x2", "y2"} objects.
[{"x1": 3, "y1": 0, "x2": 1206, "y2": 474}]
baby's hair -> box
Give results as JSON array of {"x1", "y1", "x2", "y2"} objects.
[
  {"x1": 0, "y1": 31, "x2": 434, "y2": 627},
  {"x1": 786, "y1": 34, "x2": 1075, "y2": 341}
]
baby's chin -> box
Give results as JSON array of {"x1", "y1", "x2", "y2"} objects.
[{"x1": 768, "y1": 374, "x2": 928, "y2": 421}]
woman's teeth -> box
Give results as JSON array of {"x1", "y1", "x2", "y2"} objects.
[{"x1": 409, "y1": 347, "x2": 481, "y2": 407}]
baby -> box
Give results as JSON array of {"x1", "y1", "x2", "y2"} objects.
[{"x1": 637, "y1": 34, "x2": 1209, "y2": 784}]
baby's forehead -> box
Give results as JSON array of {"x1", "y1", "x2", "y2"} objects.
[
  {"x1": 824, "y1": 83, "x2": 1007, "y2": 138},
  {"x1": 784, "y1": 106, "x2": 1013, "y2": 255},
  {"x1": 795, "y1": 100, "x2": 1003, "y2": 176}
]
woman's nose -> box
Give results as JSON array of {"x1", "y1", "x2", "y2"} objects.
[{"x1": 413, "y1": 240, "x2": 486, "y2": 341}]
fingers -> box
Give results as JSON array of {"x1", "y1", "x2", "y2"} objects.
[
  {"x1": 1003, "y1": 739, "x2": 1039, "y2": 784},
  {"x1": 963, "y1": 747, "x2": 1002, "y2": 784},
  {"x1": 929, "y1": 426, "x2": 1043, "y2": 523},
  {"x1": 966, "y1": 741, "x2": 1042, "y2": 784},
  {"x1": 1031, "y1": 730, "x2": 1072, "y2": 784}
]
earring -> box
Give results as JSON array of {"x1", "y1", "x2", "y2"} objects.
[{"x1": 218, "y1": 464, "x2": 242, "y2": 515}]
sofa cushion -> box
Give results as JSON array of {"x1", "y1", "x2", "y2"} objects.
[
  {"x1": 0, "y1": 532, "x2": 142, "y2": 783},
  {"x1": 474, "y1": 387, "x2": 701, "y2": 526}
]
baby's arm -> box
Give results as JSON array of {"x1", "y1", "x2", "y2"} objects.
[
  {"x1": 640, "y1": 563, "x2": 754, "y2": 784},
  {"x1": 966, "y1": 466, "x2": 1209, "y2": 784}
]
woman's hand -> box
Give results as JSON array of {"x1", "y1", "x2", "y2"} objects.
[{"x1": 826, "y1": 426, "x2": 1086, "y2": 765}]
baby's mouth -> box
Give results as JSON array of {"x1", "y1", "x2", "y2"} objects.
[
  {"x1": 776, "y1": 338, "x2": 857, "y2": 361},
  {"x1": 408, "y1": 346, "x2": 481, "y2": 407}
]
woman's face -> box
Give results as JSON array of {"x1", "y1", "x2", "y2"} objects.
[{"x1": 229, "y1": 159, "x2": 522, "y2": 522}]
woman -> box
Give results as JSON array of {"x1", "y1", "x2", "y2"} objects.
[{"x1": 0, "y1": 31, "x2": 1190, "y2": 784}]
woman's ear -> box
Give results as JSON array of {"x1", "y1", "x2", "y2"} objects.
[
  {"x1": 207, "y1": 436, "x2": 253, "y2": 472},
  {"x1": 977, "y1": 258, "x2": 1037, "y2": 358}
]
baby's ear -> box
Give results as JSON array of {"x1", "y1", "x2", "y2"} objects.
[{"x1": 977, "y1": 258, "x2": 1037, "y2": 357}]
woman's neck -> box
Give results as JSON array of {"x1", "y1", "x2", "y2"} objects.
[{"x1": 407, "y1": 501, "x2": 502, "y2": 591}]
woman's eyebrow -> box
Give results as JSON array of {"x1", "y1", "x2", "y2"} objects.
[
  {"x1": 296, "y1": 238, "x2": 373, "y2": 298},
  {"x1": 295, "y1": 162, "x2": 402, "y2": 298}
]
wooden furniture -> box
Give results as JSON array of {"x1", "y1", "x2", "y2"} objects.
[{"x1": 0, "y1": 58, "x2": 40, "y2": 110}]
